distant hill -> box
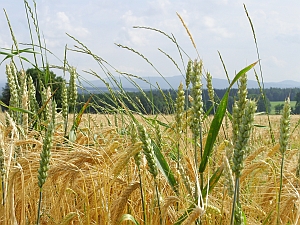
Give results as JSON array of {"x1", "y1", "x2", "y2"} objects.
[{"x1": 79, "y1": 75, "x2": 300, "y2": 92}]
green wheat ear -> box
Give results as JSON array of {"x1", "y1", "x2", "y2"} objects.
[
  {"x1": 61, "y1": 80, "x2": 68, "y2": 136},
  {"x1": 175, "y1": 82, "x2": 185, "y2": 136},
  {"x1": 68, "y1": 67, "x2": 78, "y2": 111},
  {"x1": 277, "y1": 97, "x2": 290, "y2": 224},
  {"x1": 189, "y1": 60, "x2": 203, "y2": 140},
  {"x1": 37, "y1": 122, "x2": 54, "y2": 189},
  {"x1": 137, "y1": 123, "x2": 158, "y2": 179},
  {"x1": 206, "y1": 72, "x2": 214, "y2": 103},
  {"x1": 279, "y1": 98, "x2": 290, "y2": 155},
  {"x1": 232, "y1": 100, "x2": 256, "y2": 177},
  {"x1": 6, "y1": 62, "x2": 19, "y2": 121}
]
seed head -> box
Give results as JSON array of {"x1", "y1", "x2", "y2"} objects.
[
  {"x1": 61, "y1": 80, "x2": 68, "y2": 120},
  {"x1": 175, "y1": 82, "x2": 185, "y2": 135},
  {"x1": 38, "y1": 122, "x2": 54, "y2": 189},
  {"x1": 232, "y1": 100, "x2": 256, "y2": 177},
  {"x1": 279, "y1": 98, "x2": 290, "y2": 155},
  {"x1": 189, "y1": 60, "x2": 203, "y2": 138},
  {"x1": 137, "y1": 124, "x2": 158, "y2": 178},
  {"x1": 206, "y1": 72, "x2": 214, "y2": 103},
  {"x1": 186, "y1": 60, "x2": 193, "y2": 88}
]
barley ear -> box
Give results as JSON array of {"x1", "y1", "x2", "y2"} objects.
[
  {"x1": 111, "y1": 182, "x2": 140, "y2": 225},
  {"x1": 183, "y1": 206, "x2": 203, "y2": 225}
]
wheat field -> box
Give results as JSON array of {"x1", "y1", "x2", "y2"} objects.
[{"x1": 1, "y1": 111, "x2": 300, "y2": 224}]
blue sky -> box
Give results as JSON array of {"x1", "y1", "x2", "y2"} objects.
[{"x1": 1, "y1": 0, "x2": 300, "y2": 83}]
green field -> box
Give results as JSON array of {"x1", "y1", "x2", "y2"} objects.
[{"x1": 270, "y1": 100, "x2": 296, "y2": 114}]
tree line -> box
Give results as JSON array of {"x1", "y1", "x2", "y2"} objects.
[{"x1": 2, "y1": 68, "x2": 300, "y2": 115}]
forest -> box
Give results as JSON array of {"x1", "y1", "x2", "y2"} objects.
[{"x1": 76, "y1": 87, "x2": 300, "y2": 114}]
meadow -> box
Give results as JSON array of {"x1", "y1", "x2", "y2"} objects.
[
  {"x1": 270, "y1": 101, "x2": 297, "y2": 115},
  {"x1": 1, "y1": 2, "x2": 300, "y2": 225}
]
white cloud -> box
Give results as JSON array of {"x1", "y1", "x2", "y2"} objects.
[
  {"x1": 0, "y1": 36, "x2": 10, "y2": 49},
  {"x1": 204, "y1": 16, "x2": 215, "y2": 28},
  {"x1": 269, "y1": 56, "x2": 286, "y2": 67},
  {"x1": 120, "y1": 27, "x2": 150, "y2": 46},
  {"x1": 203, "y1": 16, "x2": 233, "y2": 38},
  {"x1": 214, "y1": 0, "x2": 228, "y2": 4},
  {"x1": 43, "y1": 11, "x2": 89, "y2": 41},
  {"x1": 119, "y1": 10, "x2": 156, "y2": 46},
  {"x1": 117, "y1": 65, "x2": 145, "y2": 74},
  {"x1": 122, "y1": 10, "x2": 145, "y2": 25},
  {"x1": 145, "y1": 0, "x2": 171, "y2": 16}
]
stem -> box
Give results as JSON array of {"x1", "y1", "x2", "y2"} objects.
[
  {"x1": 64, "y1": 118, "x2": 68, "y2": 137},
  {"x1": 219, "y1": 184, "x2": 226, "y2": 224},
  {"x1": 177, "y1": 142, "x2": 180, "y2": 171},
  {"x1": 194, "y1": 140, "x2": 198, "y2": 201},
  {"x1": 155, "y1": 180, "x2": 162, "y2": 225},
  {"x1": 277, "y1": 154, "x2": 285, "y2": 225},
  {"x1": 137, "y1": 166, "x2": 146, "y2": 225},
  {"x1": 200, "y1": 126, "x2": 203, "y2": 191},
  {"x1": 36, "y1": 189, "x2": 42, "y2": 225},
  {"x1": 1, "y1": 178, "x2": 4, "y2": 205},
  {"x1": 176, "y1": 142, "x2": 180, "y2": 206},
  {"x1": 230, "y1": 177, "x2": 239, "y2": 225}
]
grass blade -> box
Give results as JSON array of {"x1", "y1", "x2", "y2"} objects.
[
  {"x1": 0, "y1": 100, "x2": 34, "y2": 115},
  {"x1": 152, "y1": 140, "x2": 178, "y2": 195},
  {"x1": 201, "y1": 164, "x2": 224, "y2": 198},
  {"x1": 71, "y1": 96, "x2": 92, "y2": 132}
]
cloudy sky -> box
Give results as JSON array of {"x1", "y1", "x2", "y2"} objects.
[{"x1": 0, "y1": 0, "x2": 300, "y2": 84}]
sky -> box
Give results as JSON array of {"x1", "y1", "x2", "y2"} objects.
[{"x1": 0, "y1": 0, "x2": 300, "y2": 84}]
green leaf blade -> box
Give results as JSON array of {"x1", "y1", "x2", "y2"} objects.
[{"x1": 152, "y1": 141, "x2": 178, "y2": 195}]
